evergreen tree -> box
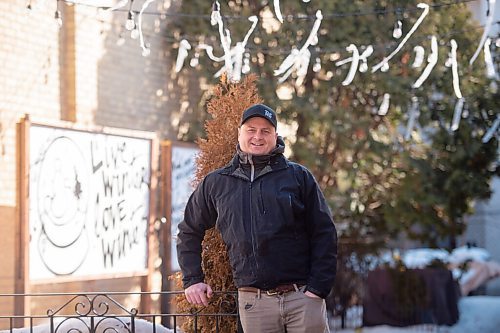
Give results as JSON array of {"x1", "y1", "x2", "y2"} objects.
[
  {"x1": 173, "y1": 74, "x2": 261, "y2": 332},
  {"x1": 171, "y1": 0, "x2": 498, "y2": 250}
]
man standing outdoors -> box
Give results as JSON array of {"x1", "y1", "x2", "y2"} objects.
[{"x1": 177, "y1": 104, "x2": 337, "y2": 332}]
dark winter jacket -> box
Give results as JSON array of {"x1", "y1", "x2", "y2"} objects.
[{"x1": 176, "y1": 138, "x2": 337, "y2": 298}]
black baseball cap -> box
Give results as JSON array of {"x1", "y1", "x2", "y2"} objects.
[{"x1": 240, "y1": 104, "x2": 277, "y2": 128}]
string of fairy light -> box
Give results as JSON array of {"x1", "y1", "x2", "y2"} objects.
[
  {"x1": 33, "y1": 0, "x2": 482, "y2": 20},
  {"x1": 24, "y1": 0, "x2": 500, "y2": 142},
  {"x1": 27, "y1": 0, "x2": 500, "y2": 54}
]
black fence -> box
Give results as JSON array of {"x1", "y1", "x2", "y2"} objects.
[
  {"x1": 1, "y1": 283, "x2": 453, "y2": 332},
  {"x1": 0, "y1": 291, "x2": 239, "y2": 333}
]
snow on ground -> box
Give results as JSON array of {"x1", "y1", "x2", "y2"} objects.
[
  {"x1": 335, "y1": 296, "x2": 500, "y2": 333},
  {"x1": 0, "y1": 317, "x2": 176, "y2": 333}
]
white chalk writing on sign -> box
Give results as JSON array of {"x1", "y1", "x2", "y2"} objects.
[{"x1": 28, "y1": 125, "x2": 152, "y2": 279}]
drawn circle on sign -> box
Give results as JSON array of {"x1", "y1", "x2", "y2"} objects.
[{"x1": 36, "y1": 136, "x2": 89, "y2": 274}]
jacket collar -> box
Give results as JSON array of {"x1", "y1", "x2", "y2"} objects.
[{"x1": 220, "y1": 137, "x2": 289, "y2": 177}]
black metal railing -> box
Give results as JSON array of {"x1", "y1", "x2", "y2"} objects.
[{"x1": 0, "y1": 291, "x2": 239, "y2": 333}]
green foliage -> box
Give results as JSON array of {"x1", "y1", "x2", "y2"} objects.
[{"x1": 170, "y1": 1, "x2": 499, "y2": 250}]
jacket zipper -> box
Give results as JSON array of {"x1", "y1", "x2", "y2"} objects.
[
  {"x1": 249, "y1": 155, "x2": 255, "y2": 182},
  {"x1": 248, "y1": 155, "x2": 259, "y2": 271}
]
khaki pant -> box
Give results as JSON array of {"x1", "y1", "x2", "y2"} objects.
[{"x1": 238, "y1": 289, "x2": 330, "y2": 333}]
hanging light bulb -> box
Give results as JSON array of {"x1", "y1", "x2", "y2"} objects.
[
  {"x1": 445, "y1": 56, "x2": 453, "y2": 67},
  {"x1": 190, "y1": 53, "x2": 200, "y2": 67},
  {"x1": 130, "y1": 27, "x2": 139, "y2": 39},
  {"x1": 211, "y1": 1, "x2": 220, "y2": 26},
  {"x1": 142, "y1": 47, "x2": 151, "y2": 57},
  {"x1": 313, "y1": 57, "x2": 321, "y2": 72},
  {"x1": 125, "y1": 11, "x2": 136, "y2": 31},
  {"x1": 381, "y1": 62, "x2": 389, "y2": 72},
  {"x1": 393, "y1": 20, "x2": 402, "y2": 39},
  {"x1": 359, "y1": 60, "x2": 368, "y2": 73},
  {"x1": 311, "y1": 35, "x2": 319, "y2": 46},
  {"x1": 462, "y1": 104, "x2": 469, "y2": 119},
  {"x1": 54, "y1": 10, "x2": 63, "y2": 28},
  {"x1": 242, "y1": 53, "x2": 251, "y2": 74}
]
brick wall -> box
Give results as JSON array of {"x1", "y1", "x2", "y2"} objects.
[{"x1": 0, "y1": 0, "x2": 204, "y2": 316}]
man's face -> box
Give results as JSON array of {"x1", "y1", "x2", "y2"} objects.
[{"x1": 238, "y1": 117, "x2": 278, "y2": 155}]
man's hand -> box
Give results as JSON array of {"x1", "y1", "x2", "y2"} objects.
[{"x1": 184, "y1": 282, "x2": 213, "y2": 306}]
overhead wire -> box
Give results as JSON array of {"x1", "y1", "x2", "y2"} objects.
[
  {"x1": 47, "y1": 0, "x2": 500, "y2": 57},
  {"x1": 60, "y1": 0, "x2": 478, "y2": 20}
]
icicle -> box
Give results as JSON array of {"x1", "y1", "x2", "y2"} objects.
[
  {"x1": 378, "y1": 93, "x2": 391, "y2": 116},
  {"x1": 242, "y1": 16, "x2": 258, "y2": 46},
  {"x1": 341, "y1": 44, "x2": 360, "y2": 86},
  {"x1": 209, "y1": 15, "x2": 257, "y2": 81},
  {"x1": 412, "y1": 46, "x2": 425, "y2": 68},
  {"x1": 336, "y1": 45, "x2": 372, "y2": 66},
  {"x1": 450, "y1": 39, "x2": 463, "y2": 99},
  {"x1": 404, "y1": 97, "x2": 420, "y2": 141},
  {"x1": 273, "y1": 0, "x2": 283, "y2": 23},
  {"x1": 413, "y1": 36, "x2": 438, "y2": 89},
  {"x1": 275, "y1": 48, "x2": 300, "y2": 77},
  {"x1": 372, "y1": 3, "x2": 429, "y2": 73},
  {"x1": 274, "y1": 10, "x2": 323, "y2": 83},
  {"x1": 197, "y1": 44, "x2": 224, "y2": 62},
  {"x1": 210, "y1": 1, "x2": 220, "y2": 26},
  {"x1": 359, "y1": 46, "x2": 373, "y2": 73},
  {"x1": 482, "y1": 115, "x2": 500, "y2": 143},
  {"x1": 450, "y1": 98, "x2": 465, "y2": 131},
  {"x1": 470, "y1": 0, "x2": 496, "y2": 66},
  {"x1": 138, "y1": 0, "x2": 155, "y2": 56},
  {"x1": 211, "y1": 1, "x2": 234, "y2": 80},
  {"x1": 175, "y1": 39, "x2": 192, "y2": 72},
  {"x1": 336, "y1": 45, "x2": 373, "y2": 76},
  {"x1": 231, "y1": 16, "x2": 258, "y2": 81},
  {"x1": 393, "y1": 20, "x2": 403, "y2": 39},
  {"x1": 295, "y1": 49, "x2": 312, "y2": 86},
  {"x1": 484, "y1": 38, "x2": 499, "y2": 80},
  {"x1": 303, "y1": 10, "x2": 323, "y2": 48},
  {"x1": 231, "y1": 43, "x2": 245, "y2": 81},
  {"x1": 276, "y1": 51, "x2": 312, "y2": 85}
]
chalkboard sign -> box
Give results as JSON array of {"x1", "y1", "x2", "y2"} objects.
[
  {"x1": 28, "y1": 124, "x2": 153, "y2": 279},
  {"x1": 170, "y1": 145, "x2": 198, "y2": 271}
]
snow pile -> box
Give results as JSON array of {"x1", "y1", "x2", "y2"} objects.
[
  {"x1": 374, "y1": 246, "x2": 492, "y2": 269},
  {"x1": 402, "y1": 248, "x2": 450, "y2": 268},
  {"x1": 449, "y1": 246, "x2": 491, "y2": 264},
  {"x1": 0, "y1": 317, "x2": 178, "y2": 333}
]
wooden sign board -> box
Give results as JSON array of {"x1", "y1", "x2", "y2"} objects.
[
  {"x1": 160, "y1": 141, "x2": 199, "y2": 274},
  {"x1": 21, "y1": 118, "x2": 156, "y2": 281}
]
